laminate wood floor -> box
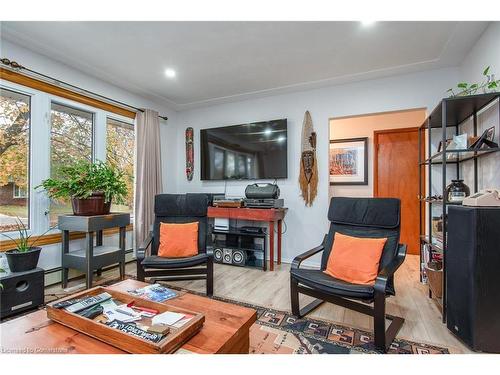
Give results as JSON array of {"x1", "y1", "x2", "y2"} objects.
[{"x1": 46, "y1": 254, "x2": 471, "y2": 353}]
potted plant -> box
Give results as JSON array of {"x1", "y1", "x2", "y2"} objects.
[
  {"x1": 1, "y1": 218, "x2": 50, "y2": 273},
  {"x1": 37, "y1": 160, "x2": 127, "y2": 216}
]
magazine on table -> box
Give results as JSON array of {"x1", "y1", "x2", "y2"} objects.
[{"x1": 127, "y1": 283, "x2": 178, "y2": 302}]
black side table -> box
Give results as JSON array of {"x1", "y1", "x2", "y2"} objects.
[{"x1": 58, "y1": 213, "x2": 130, "y2": 289}]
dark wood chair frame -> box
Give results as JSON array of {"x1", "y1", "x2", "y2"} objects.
[
  {"x1": 136, "y1": 232, "x2": 214, "y2": 297},
  {"x1": 290, "y1": 236, "x2": 407, "y2": 353}
]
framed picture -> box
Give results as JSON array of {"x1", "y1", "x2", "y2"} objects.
[
  {"x1": 486, "y1": 126, "x2": 495, "y2": 142},
  {"x1": 437, "y1": 139, "x2": 452, "y2": 153},
  {"x1": 329, "y1": 137, "x2": 368, "y2": 185}
]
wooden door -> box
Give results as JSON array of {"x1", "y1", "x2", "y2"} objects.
[{"x1": 374, "y1": 128, "x2": 420, "y2": 255}]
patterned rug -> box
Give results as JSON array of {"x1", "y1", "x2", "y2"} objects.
[{"x1": 44, "y1": 275, "x2": 450, "y2": 354}]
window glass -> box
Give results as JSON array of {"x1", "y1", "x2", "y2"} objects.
[
  {"x1": 0, "y1": 88, "x2": 30, "y2": 232},
  {"x1": 106, "y1": 117, "x2": 134, "y2": 219},
  {"x1": 49, "y1": 102, "x2": 93, "y2": 225}
]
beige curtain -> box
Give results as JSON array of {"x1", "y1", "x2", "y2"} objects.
[{"x1": 135, "y1": 109, "x2": 162, "y2": 250}]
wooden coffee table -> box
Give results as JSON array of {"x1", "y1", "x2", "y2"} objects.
[{"x1": 0, "y1": 279, "x2": 256, "y2": 354}]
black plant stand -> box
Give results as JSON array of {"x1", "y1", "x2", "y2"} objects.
[{"x1": 58, "y1": 213, "x2": 130, "y2": 289}]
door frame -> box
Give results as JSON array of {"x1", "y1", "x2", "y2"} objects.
[{"x1": 373, "y1": 126, "x2": 421, "y2": 197}]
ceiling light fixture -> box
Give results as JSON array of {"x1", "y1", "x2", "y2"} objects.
[
  {"x1": 164, "y1": 68, "x2": 176, "y2": 78},
  {"x1": 264, "y1": 129, "x2": 272, "y2": 136},
  {"x1": 360, "y1": 20, "x2": 376, "y2": 27}
]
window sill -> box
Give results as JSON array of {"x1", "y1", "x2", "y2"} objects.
[{"x1": 0, "y1": 224, "x2": 133, "y2": 252}]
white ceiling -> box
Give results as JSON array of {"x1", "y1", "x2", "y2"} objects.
[{"x1": 0, "y1": 21, "x2": 489, "y2": 110}]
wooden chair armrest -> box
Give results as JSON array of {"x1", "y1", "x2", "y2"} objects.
[
  {"x1": 291, "y1": 235, "x2": 327, "y2": 270},
  {"x1": 374, "y1": 244, "x2": 407, "y2": 293},
  {"x1": 136, "y1": 231, "x2": 153, "y2": 261}
]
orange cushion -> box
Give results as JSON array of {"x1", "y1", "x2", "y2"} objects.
[
  {"x1": 324, "y1": 232, "x2": 387, "y2": 285},
  {"x1": 158, "y1": 222, "x2": 199, "y2": 258}
]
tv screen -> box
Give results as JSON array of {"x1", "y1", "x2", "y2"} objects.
[{"x1": 200, "y1": 119, "x2": 288, "y2": 180}]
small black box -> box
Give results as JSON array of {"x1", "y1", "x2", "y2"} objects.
[{"x1": 0, "y1": 267, "x2": 44, "y2": 320}]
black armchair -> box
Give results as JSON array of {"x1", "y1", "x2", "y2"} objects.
[
  {"x1": 136, "y1": 193, "x2": 213, "y2": 296},
  {"x1": 290, "y1": 197, "x2": 407, "y2": 352}
]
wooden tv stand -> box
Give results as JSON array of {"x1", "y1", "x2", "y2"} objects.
[{"x1": 207, "y1": 207, "x2": 287, "y2": 271}]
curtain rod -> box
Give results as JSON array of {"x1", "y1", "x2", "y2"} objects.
[{"x1": 0, "y1": 58, "x2": 168, "y2": 121}]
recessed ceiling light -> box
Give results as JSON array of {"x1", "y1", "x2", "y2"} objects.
[
  {"x1": 360, "y1": 20, "x2": 376, "y2": 27},
  {"x1": 164, "y1": 68, "x2": 176, "y2": 78}
]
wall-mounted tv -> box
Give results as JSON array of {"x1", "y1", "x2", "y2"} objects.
[{"x1": 200, "y1": 119, "x2": 287, "y2": 180}]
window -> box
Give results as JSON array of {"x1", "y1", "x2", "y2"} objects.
[
  {"x1": 13, "y1": 184, "x2": 27, "y2": 198},
  {"x1": 0, "y1": 88, "x2": 30, "y2": 232},
  {"x1": 106, "y1": 118, "x2": 134, "y2": 219},
  {"x1": 1, "y1": 79, "x2": 136, "y2": 241},
  {"x1": 49, "y1": 102, "x2": 93, "y2": 225}
]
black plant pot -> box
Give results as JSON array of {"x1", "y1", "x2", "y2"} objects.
[{"x1": 5, "y1": 246, "x2": 41, "y2": 272}]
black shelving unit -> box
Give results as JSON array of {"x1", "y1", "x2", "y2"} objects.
[
  {"x1": 210, "y1": 227, "x2": 267, "y2": 271},
  {"x1": 418, "y1": 92, "x2": 500, "y2": 322}
]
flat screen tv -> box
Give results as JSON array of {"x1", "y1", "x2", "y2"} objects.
[{"x1": 200, "y1": 119, "x2": 287, "y2": 180}]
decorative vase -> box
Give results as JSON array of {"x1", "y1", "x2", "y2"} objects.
[
  {"x1": 445, "y1": 179, "x2": 470, "y2": 203},
  {"x1": 71, "y1": 192, "x2": 111, "y2": 216},
  {"x1": 5, "y1": 246, "x2": 42, "y2": 272}
]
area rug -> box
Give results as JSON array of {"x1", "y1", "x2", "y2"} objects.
[
  {"x1": 44, "y1": 275, "x2": 450, "y2": 354},
  {"x1": 143, "y1": 279, "x2": 450, "y2": 354}
]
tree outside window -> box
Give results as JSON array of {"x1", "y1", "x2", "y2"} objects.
[
  {"x1": 106, "y1": 118, "x2": 134, "y2": 220},
  {"x1": 0, "y1": 88, "x2": 30, "y2": 232}
]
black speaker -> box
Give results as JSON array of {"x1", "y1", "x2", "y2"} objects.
[
  {"x1": 446, "y1": 206, "x2": 500, "y2": 352},
  {"x1": 231, "y1": 249, "x2": 246, "y2": 266},
  {"x1": 213, "y1": 248, "x2": 224, "y2": 263},
  {"x1": 222, "y1": 249, "x2": 233, "y2": 264},
  {"x1": 0, "y1": 267, "x2": 44, "y2": 320}
]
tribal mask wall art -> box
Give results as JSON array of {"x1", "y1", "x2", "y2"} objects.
[{"x1": 299, "y1": 110, "x2": 318, "y2": 206}]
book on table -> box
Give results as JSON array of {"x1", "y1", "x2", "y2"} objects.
[{"x1": 46, "y1": 286, "x2": 204, "y2": 354}]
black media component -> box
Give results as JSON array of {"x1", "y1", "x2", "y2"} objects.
[
  {"x1": 211, "y1": 227, "x2": 267, "y2": 271},
  {"x1": 53, "y1": 298, "x2": 83, "y2": 309},
  {"x1": 200, "y1": 119, "x2": 288, "y2": 180},
  {"x1": 78, "y1": 304, "x2": 104, "y2": 320},
  {"x1": 245, "y1": 183, "x2": 280, "y2": 199},
  {"x1": 0, "y1": 267, "x2": 44, "y2": 320},
  {"x1": 240, "y1": 226, "x2": 264, "y2": 234},
  {"x1": 446, "y1": 205, "x2": 500, "y2": 353},
  {"x1": 244, "y1": 198, "x2": 284, "y2": 208}
]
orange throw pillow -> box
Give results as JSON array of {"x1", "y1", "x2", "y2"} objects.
[
  {"x1": 324, "y1": 232, "x2": 387, "y2": 285},
  {"x1": 158, "y1": 222, "x2": 199, "y2": 258}
]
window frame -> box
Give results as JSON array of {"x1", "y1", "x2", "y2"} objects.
[
  {"x1": 13, "y1": 184, "x2": 28, "y2": 199},
  {"x1": 0, "y1": 82, "x2": 37, "y2": 235},
  {"x1": 0, "y1": 80, "x2": 135, "y2": 240}
]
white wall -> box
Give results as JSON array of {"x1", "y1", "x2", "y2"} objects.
[
  {"x1": 172, "y1": 67, "x2": 459, "y2": 266},
  {"x1": 460, "y1": 23, "x2": 500, "y2": 84},
  {"x1": 458, "y1": 23, "x2": 500, "y2": 191},
  {"x1": 0, "y1": 40, "x2": 177, "y2": 280}
]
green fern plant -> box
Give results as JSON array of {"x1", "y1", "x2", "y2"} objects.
[{"x1": 36, "y1": 160, "x2": 127, "y2": 204}]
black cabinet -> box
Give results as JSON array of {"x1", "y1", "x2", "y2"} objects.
[
  {"x1": 0, "y1": 267, "x2": 44, "y2": 320},
  {"x1": 447, "y1": 205, "x2": 500, "y2": 352}
]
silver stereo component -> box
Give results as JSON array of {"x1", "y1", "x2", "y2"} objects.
[{"x1": 214, "y1": 217, "x2": 230, "y2": 231}]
